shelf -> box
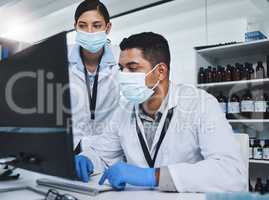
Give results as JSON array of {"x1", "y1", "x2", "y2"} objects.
[
  {"x1": 197, "y1": 78, "x2": 269, "y2": 88},
  {"x1": 196, "y1": 39, "x2": 269, "y2": 59},
  {"x1": 228, "y1": 119, "x2": 269, "y2": 123},
  {"x1": 249, "y1": 159, "x2": 269, "y2": 164}
]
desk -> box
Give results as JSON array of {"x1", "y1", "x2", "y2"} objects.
[{"x1": 0, "y1": 169, "x2": 205, "y2": 200}]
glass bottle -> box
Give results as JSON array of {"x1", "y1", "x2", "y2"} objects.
[
  {"x1": 227, "y1": 94, "x2": 240, "y2": 119},
  {"x1": 216, "y1": 66, "x2": 222, "y2": 82},
  {"x1": 263, "y1": 140, "x2": 269, "y2": 160},
  {"x1": 249, "y1": 139, "x2": 254, "y2": 159},
  {"x1": 241, "y1": 90, "x2": 254, "y2": 118},
  {"x1": 217, "y1": 92, "x2": 227, "y2": 114},
  {"x1": 225, "y1": 65, "x2": 232, "y2": 81},
  {"x1": 232, "y1": 64, "x2": 240, "y2": 81},
  {"x1": 253, "y1": 139, "x2": 263, "y2": 160},
  {"x1": 256, "y1": 61, "x2": 265, "y2": 79},
  {"x1": 198, "y1": 67, "x2": 205, "y2": 84},
  {"x1": 254, "y1": 89, "x2": 268, "y2": 113}
]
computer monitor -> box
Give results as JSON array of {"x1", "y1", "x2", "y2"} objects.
[{"x1": 0, "y1": 32, "x2": 77, "y2": 180}]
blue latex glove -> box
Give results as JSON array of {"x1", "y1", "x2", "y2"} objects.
[
  {"x1": 98, "y1": 162, "x2": 157, "y2": 190},
  {"x1": 75, "y1": 155, "x2": 94, "y2": 183}
]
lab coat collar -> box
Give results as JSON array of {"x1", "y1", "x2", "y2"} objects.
[
  {"x1": 69, "y1": 42, "x2": 117, "y2": 81},
  {"x1": 69, "y1": 42, "x2": 117, "y2": 73},
  {"x1": 167, "y1": 81, "x2": 179, "y2": 110}
]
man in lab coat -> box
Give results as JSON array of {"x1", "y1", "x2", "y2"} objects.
[{"x1": 75, "y1": 32, "x2": 247, "y2": 192}]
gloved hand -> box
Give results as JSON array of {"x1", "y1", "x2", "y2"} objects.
[
  {"x1": 75, "y1": 155, "x2": 94, "y2": 183},
  {"x1": 98, "y1": 162, "x2": 157, "y2": 190}
]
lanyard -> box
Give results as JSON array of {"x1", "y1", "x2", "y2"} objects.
[
  {"x1": 135, "y1": 108, "x2": 174, "y2": 168},
  {"x1": 84, "y1": 64, "x2": 101, "y2": 120}
]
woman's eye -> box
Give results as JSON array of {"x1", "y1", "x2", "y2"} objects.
[
  {"x1": 94, "y1": 25, "x2": 102, "y2": 29},
  {"x1": 79, "y1": 24, "x2": 86, "y2": 29}
]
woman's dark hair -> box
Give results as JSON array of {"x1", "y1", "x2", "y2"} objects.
[{"x1": 75, "y1": 0, "x2": 110, "y2": 24}]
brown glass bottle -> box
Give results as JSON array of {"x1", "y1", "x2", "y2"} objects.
[
  {"x1": 198, "y1": 67, "x2": 205, "y2": 84},
  {"x1": 217, "y1": 92, "x2": 227, "y2": 114},
  {"x1": 212, "y1": 67, "x2": 217, "y2": 83},
  {"x1": 207, "y1": 66, "x2": 213, "y2": 83},
  {"x1": 241, "y1": 63, "x2": 248, "y2": 80},
  {"x1": 232, "y1": 64, "x2": 240, "y2": 81},
  {"x1": 216, "y1": 66, "x2": 222, "y2": 82},
  {"x1": 227, "y1": 94, "x2": 240, "y2": 119},
  {"x1": 265, "y1": 179, "x2": 269, "y2": 194},
  {"x1": 254, "y1": 89, "x2": 267, "y2": 114},
  {"x1": 225, "y1": 65, "x2": 232, "y2": 82},
  {"x1": 248, "y1": 63, "x2": 255, "y2": 80},
  {"x1": 256, "y1": 61, "x2": 265, "y2": 79},
  {"x1": 263, "y1": 140, "x2": 269, "y2": 161},
  {"x1": 221, "y1": 67, "x2": 226, "y2": 82},
  {"x1": 241, "y1": 90, "x2": 254, "y2": 118},
  {"x1": 254, "y1": 177, "x2": 263, "y2": 193}
]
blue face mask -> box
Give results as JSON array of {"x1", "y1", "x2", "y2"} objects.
[
  {"x1": 75, "y1": 30, "x2": 107, "y2": 53},
  {"x1": 118, "y1": 65, "x2": 160, "y2": 105}
]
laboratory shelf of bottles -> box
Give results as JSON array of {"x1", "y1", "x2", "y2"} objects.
[{"x1": 195, "y1": 39, "x2": 269, "y2": 189}]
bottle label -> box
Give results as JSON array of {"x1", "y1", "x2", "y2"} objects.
[
  {"x1": 263, "y1": 148, "x2": 269, "y2": 160},
  {"x1": 256, "y1": 71, "x2": 264, "y2": 79},
  {"x1": 228, "y1": 102, "x2": 240, "y2": 113},
  {"x1": 249, "y1": 147, "x2": 253, "y2": 159},
  {"x1": 253, "y1": 147, "x2": 263, "y2": 159},
  {"x1": 241, "y1": 100, "x2": 254, "y2": 112},
  {"x1": 254, "y1": 101, "x2": 267, "y2": 112},
  {"x1": 219, "y1": 103, "x2": 227, "y2": 113}
]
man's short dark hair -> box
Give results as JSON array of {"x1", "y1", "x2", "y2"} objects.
[
  {"x1": 75, "y1": 0, "x2": 110, "y2": 24},
  {"x1": 120, "y1": 32, "x2": 171, "y2": 70}
]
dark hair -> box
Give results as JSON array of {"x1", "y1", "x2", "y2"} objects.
[
  {"x1": 120, "y1": 32, "x2": 171, "y2": 70},
  {"x1": 75, "y1": 0, "x2": 110, "y2": 24}
]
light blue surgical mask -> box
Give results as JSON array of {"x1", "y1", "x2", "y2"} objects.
[
  {"x1": 75, "y1": 30, "x2": 107, "y2": 53},
  {"x1": 118, "y1": 65, "x2": 160, "y2": 105}
]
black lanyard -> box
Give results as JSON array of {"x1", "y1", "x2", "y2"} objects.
[
  {"x1": 135, "y1": 108, "x2": 174, "y2": 168},
  {"x1": 84, "y1": 64, "x2": 101, "y2": 120},
  {"x1": 74, "y1": 67, "x2": 100, "y2": 155}
]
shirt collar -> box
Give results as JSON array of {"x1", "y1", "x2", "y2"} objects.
[
  {"x1": 138, "y1": 91, "x2": 169, "y2": 121},
  {"x1": 68, "y1": 42, "x2": 117, "y2": 74}
]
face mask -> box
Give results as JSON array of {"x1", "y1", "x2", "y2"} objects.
[
  {"x1": 75, "y1": 30, "x2": 107, "y2": 53},
  {"x1": 118, "y1": 65, "x2": 160, "y2": 105}
]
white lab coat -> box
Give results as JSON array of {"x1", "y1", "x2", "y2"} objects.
[
  {"x1": 82, "y1": 82, "x2": 247, "y2": 193},
  {"x1": 68, "y1": 43, "x2": 120, "y2": 150}
]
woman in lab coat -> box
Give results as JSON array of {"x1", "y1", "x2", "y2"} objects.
[
  {"x1": 77, "y1": 32, "x2": 247, "y2": 192},
  {"x1": 68, "y1": 0, "x2": 120, "y2": 156}
]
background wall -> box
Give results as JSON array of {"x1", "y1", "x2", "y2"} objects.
[{"x1": 1, "y1": 0, "x2": 269, "y2": 85}]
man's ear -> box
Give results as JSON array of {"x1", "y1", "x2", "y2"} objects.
[
  {"x1": 74, "y1": 22, "x2": 77, "y2": 31},
  {"x1": 158, "y1": 63, "x2": 168, "y2": 81},
  {"x1": 105, "y1": 22, "x2": 112, "y2": 34}
]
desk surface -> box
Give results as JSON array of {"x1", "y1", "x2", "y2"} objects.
[{"x1": 0, "y1": 169, "x2": 206, "y2": 200}]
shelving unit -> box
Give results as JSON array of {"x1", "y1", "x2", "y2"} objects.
[
  {"x1": 228, "y1": 119, "x2": 269, "y2": 123},
  {"x1": 198, "y1": 78, "x2": 269, "y2": 88},
  {"x1": 195, "y1": 39, "x2": 269, "y2": 186}
]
